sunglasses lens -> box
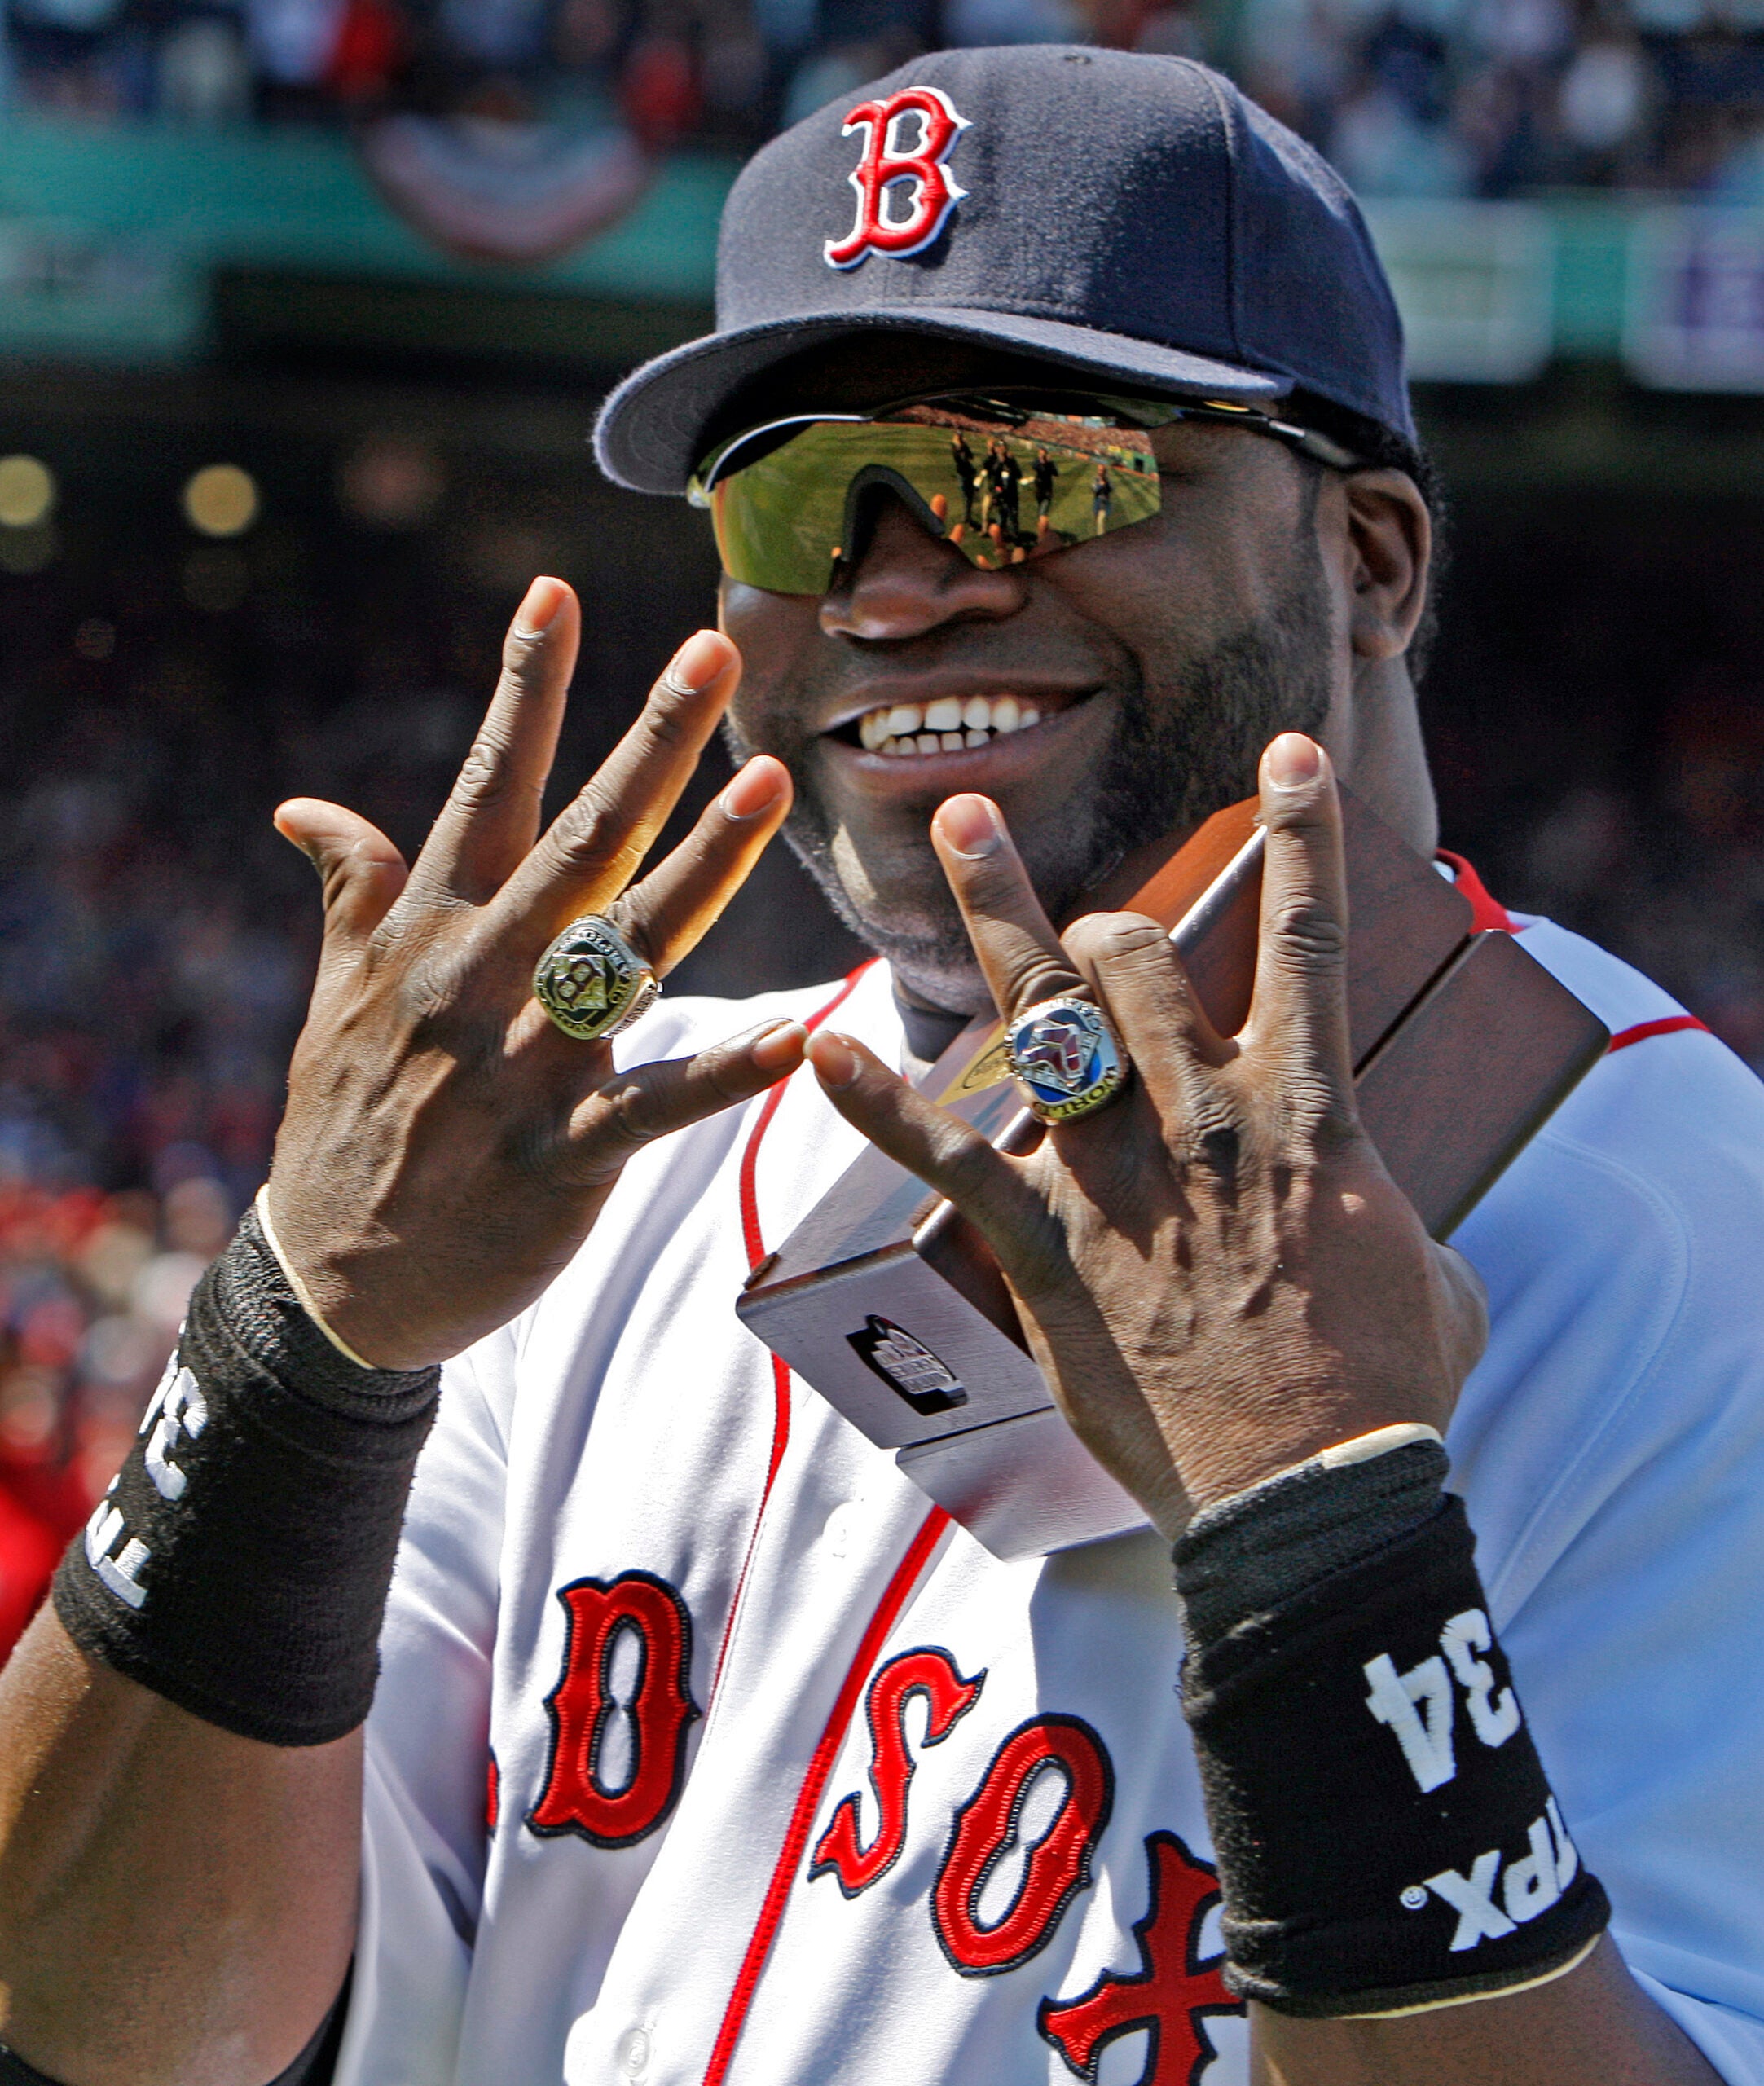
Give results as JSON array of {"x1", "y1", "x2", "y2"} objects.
[{"x1": 700, "y1": 411, "x2": 1160, "y2": 594}]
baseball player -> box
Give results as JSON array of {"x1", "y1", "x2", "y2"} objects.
[{"x1": 3, "y1": 49, "x2": 1762, "y2": 2086}]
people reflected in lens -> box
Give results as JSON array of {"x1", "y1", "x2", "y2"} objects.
[
  {"x1": 1033, "y1": 446, "x2": 1057, "y2": 538},
  {"x1": 1091, "y1": 460, "x2": 1112, "y2": 536},
  {"x1": 950, "y1": 432, "x2": 979, "y2": 529}
]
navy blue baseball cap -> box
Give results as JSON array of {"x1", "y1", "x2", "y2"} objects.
[{"x1": 593, "y1": 46, "x2": 1414, "y2": 495}]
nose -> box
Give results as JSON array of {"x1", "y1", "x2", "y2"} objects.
[{"x1": 819, "y1": 493, "x2": 1027, "y2": 643}]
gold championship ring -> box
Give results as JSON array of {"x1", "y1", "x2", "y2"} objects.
[{"x1": 533, "y1": 914, "x2": 660, "y2": 1042}]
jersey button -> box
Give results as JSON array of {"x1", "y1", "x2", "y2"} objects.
[
  {"x1": 614, "y1": 2026, "x2": 652, "y2": 2078},
  {"x1": 822, "y1": 1503, "x2": 857, "y2": 1558}
]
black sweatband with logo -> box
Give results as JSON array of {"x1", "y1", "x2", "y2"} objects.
[
  {"x1": 1176, "y1": 1439, "x2": 1610, "y2": 2017},
  {"x1": 52, "y1": 1207, "x2": 439, "y2": 1747}
]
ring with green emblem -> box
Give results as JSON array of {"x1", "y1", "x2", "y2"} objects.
[{"x1": 532, "y1": 914, "x2": 660, "y2": 1043}]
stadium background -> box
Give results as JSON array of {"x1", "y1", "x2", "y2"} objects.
[{"x1": 5, "y1": 0, "x2": 1764, "y2": 1649}]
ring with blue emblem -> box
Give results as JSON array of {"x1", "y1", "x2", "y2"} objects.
[
  {"x1": 1004, "y1": 995, "x2": 1128, "y2": 1125},
  {"x1": 532, "y1": 914, "x2": 660, "y2": 1043}
]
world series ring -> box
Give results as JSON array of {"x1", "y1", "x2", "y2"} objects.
[
  {"x1": 532, "y1": 914, "x2": 660, "y2": 1042},
  {"x1": 1004, "y1": 995, "x2": 1128, "y2": 1124}
]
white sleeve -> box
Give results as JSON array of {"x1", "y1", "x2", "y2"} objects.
[
  {"x1": 331, "y1": 1331, "x2": 513, "y2": 2086},
  {"x1": 1450, "y1": 1037, "x2": 1764, "y2": 2084}
]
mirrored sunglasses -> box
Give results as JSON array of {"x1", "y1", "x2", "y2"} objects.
[{"x1": 688, "y1": 391, "x2": 1359, "y2": 596}]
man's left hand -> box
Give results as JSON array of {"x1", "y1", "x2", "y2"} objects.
[{"x1": 806, "y1": 732, "x2": 1488, "y2": 1535}]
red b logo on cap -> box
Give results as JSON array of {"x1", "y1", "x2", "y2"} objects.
[{"x1": 825, "y1": 85, "x2": 970, "y2": 271}]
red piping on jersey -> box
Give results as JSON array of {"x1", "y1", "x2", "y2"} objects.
[
  {"x1": 1608, "y1": 1014, "x2": 1710, "y2": 1052},
  {"x1": 702, "y1": 1503, "x2": 952, "y2": 2086},
  {"x1": 710, "y1": 960, "x2": 879, "y2": 1707},
  {"x1": 1435, "y1": 850, "x2": 1516, "y2": 933},
  {"x1": 1434, "y1": 856, "x2": 1715, "y2": 1053}
]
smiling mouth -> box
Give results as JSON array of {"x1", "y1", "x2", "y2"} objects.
[{"x1": 833, "y1": 693, "x2": 1065, "y2": 758}]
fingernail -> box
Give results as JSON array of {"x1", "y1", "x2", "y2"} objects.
[
  {"x1": 750, "y1": 1019, "x2": 805, "y2": 1072},
  {"x1": 1265, "y1": 733, "x2": 1322, "y2": 790},
  {"x1": 514, "y1": 576, "x2": 567, "y2": 636},
  {"x1": 665, "y1": 629, "x2": 728, "y2": 695},
  {"x1": 937, "y1": 794, "x2": 1003, "y2": 858},
  {"x1": 721, "y1": 759, "x2": 785, "y2": 821},
  {"x1": 808, "y1": 1030, "x2": 860, "y2": 1088}
]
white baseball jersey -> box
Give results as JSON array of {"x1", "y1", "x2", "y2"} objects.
[{"x1": 334, "y1": 880, "x2": 1764, "y2": 2086}]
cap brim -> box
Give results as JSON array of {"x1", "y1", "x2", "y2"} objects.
[{"x1": 592, "y1": 306, "x2": 1294, "y2": 494}]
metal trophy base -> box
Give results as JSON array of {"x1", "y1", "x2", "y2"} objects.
[{"x1": 737, "y1": 792, "x2": 1610, "y2": 1560}]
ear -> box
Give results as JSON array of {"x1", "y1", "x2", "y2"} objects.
[{"x1": 1340, "y1": 469, "x2": 1431, "y2": 663}]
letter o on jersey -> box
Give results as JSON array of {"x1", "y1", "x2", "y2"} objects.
[{"x1": 932, "y1": 1714, "x2": 1115, "y2": 1975}]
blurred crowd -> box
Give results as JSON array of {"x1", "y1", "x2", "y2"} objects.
[
  {"x1": 7, "y1": 0, "x2": 1764, "y2": 204},
  {"x1": 1239, "y1": 0, "x2": 1764, "y2": 200}
]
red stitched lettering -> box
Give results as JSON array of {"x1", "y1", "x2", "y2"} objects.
[
  {"x1": 526, "y1": 1571, "x2": 698, "y2": 1848},
  {"x1": 825, "y1": 86, "x2": 970, "y2": 271},
  {"x1": 810, "y1": 1646, "x2": 984, "y2": 1896},
  {"x1": 931, "y1": 1714, "x2": 1114, "y2": 1976},
  {"x1": 1040, "y1": 1832, "x2": 1241, "y2": 2085}
]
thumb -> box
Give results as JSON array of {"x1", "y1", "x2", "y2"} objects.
[{"x1": 275, "y1": 798, "x2": 410, "y2": 946}]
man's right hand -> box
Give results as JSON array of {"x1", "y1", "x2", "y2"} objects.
[
  {"x1": 0, "y1": 581, "x2": 803, "y2": 2086},
  {"x1": 267, "y1": 576, "x2": 803, "y2": 1371}
]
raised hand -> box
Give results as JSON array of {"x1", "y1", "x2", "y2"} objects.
[
  {"x1": 266, "y1": 578, "x2": 805, "y2": 1370},
  {"x1": 805, "y1": 733, "x2": 1488, "y2": 1536}
]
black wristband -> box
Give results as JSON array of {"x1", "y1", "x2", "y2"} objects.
[
  {"x1": 53, "y1": 1208, "x2": 439, "y2": 1746},
  {"x1": 1176, "y1": 1443, "x2": 1609, "y2": 2017}
]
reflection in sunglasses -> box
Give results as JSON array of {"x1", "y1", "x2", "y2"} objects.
[{"x1": 693, "y1": 398, "x2": 1162, "y2": 593}]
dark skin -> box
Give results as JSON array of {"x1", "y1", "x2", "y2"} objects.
[{"x1": 0, "y1": 341, "x2": 1722, "y2": 2085}]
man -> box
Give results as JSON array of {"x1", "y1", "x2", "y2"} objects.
[
  {"x1": 952, "y1": 429, "x2": 980, "y2": 528},
  {"x1": 1033, "y1": 443, "x2": 1058, "y2": 532},
  {"x1": 992, "y1": 438, "x2": 1023, "y2": 549},
  {"x1": 3, "y1": 46, "x2": 1762, "y2": 2086},
  {"x1": 1091, "y1": 456, "x2": 1113, "y2": 535}
]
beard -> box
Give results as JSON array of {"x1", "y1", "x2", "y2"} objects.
[{"x1": 735, "y1": 544, "x2": 1335, "y2": 1012}]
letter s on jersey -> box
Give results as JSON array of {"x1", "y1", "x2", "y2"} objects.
[
  {"x1": 527, "y1": 1571, "x2": 699, "y2": 1848},
  {"x1": 812, "y1": 1646, "x2": 985, "y2": 1897},
  {"x1": 932, "y1": 1714, "x2": 1115, "y2": 1976}
]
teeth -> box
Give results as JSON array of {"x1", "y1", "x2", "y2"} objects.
[{"x1": 857, "y1": 693, "x2": 1054, "y2": 757}]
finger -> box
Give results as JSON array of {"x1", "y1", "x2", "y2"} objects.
[
  {"x1": 275, "y1": 799, "x2": 409, "y2": 950},
  {"x1": 1060, "y1": 910, "x2": 1230, "y2": 1120},
  {"x1": 613, "y1": 756, "x2": 792, "y2": 978},
  {"x1": 407, "y1": 576, "x2": 579, "y2": 906},
  {"x1": 806, "y1": 1030, "x2": 1046, "y2": 1259},
  {"x1": 930, "y1": 795, "x2": 1086, "y2": 1019},
  {"x1": 488, "y1": 628, "x2": 741, "y2": 956},
  {"x1": 565, "y1": 1017, "x2": 805, "y2": 1186},
  {"x1": 1243, "y1": 733, "x2": 1356, "y2": 1115}
]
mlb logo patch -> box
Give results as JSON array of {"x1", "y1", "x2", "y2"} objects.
[{"x1": 825, "y1": 85, "x2": 970, "y2": 271}]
